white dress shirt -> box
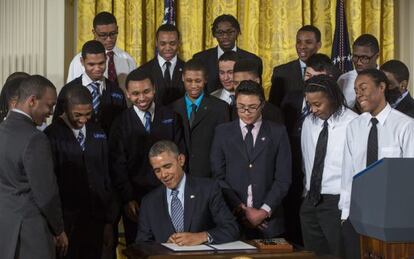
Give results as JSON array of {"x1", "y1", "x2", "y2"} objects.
[
  {"x1": 301, "y1": 107, "x2": 358, "y2": 196},
  {"x1": 82, "y1": 73, "x2": 106, "y2": 94},
  {"x1": 157, "y1": 54, "x2": 177, "y2": 79},
  {"x1": 67, "y1": 46, "x2": 137, "y2": 88},
  {"x1": 133, "y1": 102, "x2": 155, "y2": 126},
  {"x1": 215, "y1": 89, "x2": 234, "y2": 105},
  {"x1": 339, "y1": 104, "x2": 414, "y2": 219},
  {"x1": 337, "y1": 69, "x2": 358, "y2": 109},
  {"x1": 217, "y1": 45, "x2": 237, "y2": 59}
]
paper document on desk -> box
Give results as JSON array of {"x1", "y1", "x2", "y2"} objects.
[
  {"x1": 208, "y1": 241, "x2": 257, "y2": 250},
  {"x1": 161, "y1": 243, "x2": 214, "y2": 251}
]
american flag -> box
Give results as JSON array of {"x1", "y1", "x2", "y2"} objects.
[
  {"x1": 331, "y1": 0, "x2": 353, "y2": 73},
  {"x1": 162, "y1": 0, "x2": 175, "y2": 25}
]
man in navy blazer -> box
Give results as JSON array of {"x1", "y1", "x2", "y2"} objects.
[
  {"x1": 136, "y1": 140, "x2": 239, "y2": 245},
  {"x1": 193, "y1": 14, "x2": 262, "y2": 94},
  {"x1": 211, "y1": 80, "x2": 291, "y2": 239}
]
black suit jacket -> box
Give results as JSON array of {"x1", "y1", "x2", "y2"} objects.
[
  {"x1": 136, "y1": 175, "x2": 239, "y2": 243},
  {"x1": 172, "y1": 95, "x2": 230, "y2": 177},
  {"x1": 109, "y1": 105, "x2": 185, "y2": 204},
  {"x1": 53, "y1": 75, "x2": 127, "y2": 135},
  {"x1": 193, "y1": 47, "x2": 263, "y2": 93},
  {"x1": 44, "y1": 118, "x2": 114, "y2": 223},
  {"x1": 231, "y1": 101, "x2": 284, "y2": 124},
  {"x1": 210, "y1": 120, "x2": 292, "y2": 237},
  {"x1": 396, "y1": 92, "x2": 414, "y2": 118},
  {"x1": 137, "y1": 57, "x2": 185, "y2": 105}
]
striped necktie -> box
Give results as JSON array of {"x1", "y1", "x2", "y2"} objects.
[
  {"x1": 170, "y1": 189, "x2": 184, "y2": 232},
  {"x1": 77, "y1": 130, "x2": 86, "y2": 151},
  {"x1": 89, "y1": 82, "x2": 101, "y2": 115},
  {"x1": 144, "y1": 111, "x2": 151, "y2": 133}
]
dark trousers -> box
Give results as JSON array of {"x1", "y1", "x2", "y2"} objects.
[
  {"x1": 300, "y1": 194, "x2": 344, "y2": 258},
  {"x1": 342, "y1": 219, "x2": 361, "y2": 259}
]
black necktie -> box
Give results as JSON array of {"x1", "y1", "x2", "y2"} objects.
[
  {"x1": 164, "y1": 61, "x2": 172, "y2": 87},
  {"x1": 229, "y1": 94, "x2": 235, "y2": 106},
  {"x1": 367, "y1": 118, "x2": 379, "y2": 166},
  {"x1": 245, "y1": 124, "x2": 254, "y2": 159},
  {"x1": 189, "y1": 104, "x2": 197, "y2": 127},
  {"x1": 309, "y1": 120, "x2": 329, "y2": 206}
]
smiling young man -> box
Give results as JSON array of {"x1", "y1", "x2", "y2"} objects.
[
  {"x1": 55, "y1": 40, "x2": 127, "y2": 135},
  {"x1": 193, "y1": 14, "x2": 262, "y2": 94},
  {"x1": 211, "y1": 50, "x2": 238, "y2": 105},
  {"x1": 109, "y1": 69, "x2": 185, "y2": 245},
  {"x1": 136, "y1": 140, "x2": 239, "y2": 245},
  {"x1": 172, "y1": 59, "x2": 230, "y2": 178},
  {"x1": 339, "y1": 69, "x2": 414, "y2": 259},
  {"x1": 45, "y1": 85, "x2": 114, "y2": 259},
  {"x1": 211, "y1": 80, "x2": 291, "y2": 239},
  {"x1": 67, "y1": 12, "x2": 136, "y2": 91},
  {"x1": 137, "y1": 24, "x2": 185, "y2": 106}
]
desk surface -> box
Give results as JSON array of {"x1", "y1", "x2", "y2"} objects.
[{"x1": 124, "y1": 242, "x2": 316, "y2": 259}]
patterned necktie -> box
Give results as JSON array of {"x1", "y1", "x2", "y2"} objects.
[
  {"x1": 189, "y1": 104, "x2": 197, "y2": 128},
  {"x1": 309, "y1": 120, "x2": 329, "y2": 206},
  {"x1": 90, "y1": 82, "x2": 100, "y2": 115},
  {"x1": 164, "y1": 61, "x2": 172, "y2": 87},
  {"x1": 367, "y1": 118, "x2": 379, "y2": 166},
  {"x1": 170, "y1": 189, "x2": 184, "y2": 232},
  {"x1": 77, "y1": 130, "x2": 86, "y2": 151},
  {"x1": 144, "y1": 111, "x2": 151, "y2": 133},
  {"x1": 245, "y1": 124, "x2": 254, "y2": 159},
  {"x1": 107, "y1": 51, "x2": 118, "y2": 84}
]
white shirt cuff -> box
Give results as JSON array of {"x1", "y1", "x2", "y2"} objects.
[{"x1": 261, "y1": 204, "x2": 272, "y2": 217}]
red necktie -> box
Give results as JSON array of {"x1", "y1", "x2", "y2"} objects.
[{"x1": 107, "y1": 51, "x2": 118, "y2": 84}]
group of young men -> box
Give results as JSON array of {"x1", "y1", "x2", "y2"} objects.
[{"x1": 1, "y1": 10, "x2": 414, "y2": 259}]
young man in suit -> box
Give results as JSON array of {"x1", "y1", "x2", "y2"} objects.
[
  {"x1": 193, "y1": 14, "x2": 263, "y2": 94},
  {"x1": 232, "y1": 59, "x2": 284, "y2": 124},
  {"x1": 137, "y1": 24, "x2": 185, "y2": 106},
  {"x1": 0, "y1": 75, "x2": 68, "y2": 259},
  {"x1": 67, "y1": 11, "x2": 136, "y2": 91},
  {"x1": 211, "y1": 80, "x2": 292, "y2": 239},
  {"x1": 380, "y1": 59, "x2": 414, "y2": 118},
  {"x1": 45, "y1": 85, "x2": 114, "y2": 259},
  {"x1": 136, "y1": 140, "x2": 239, "y2": 244},
  {"x1": 339, "y1": 69, "x2": 414, "y2": 259},
  {"x1": 172, "y1": 59, "x2": 230, "y2": 178},
  {"x1": 54, "y1": 40, "x2": 127, "y2": 135},
  {"x1": 109, "y1": 69, "x2": 185, "y2": 245},
  {"x1": 300, "y1": 75, "x2": 358, "y2": 257},
  {"x1": 211, "y1": 51, "x2": 238, "y2": 105},
  {"x1": 268, "y1": 25, "x2": 322, "y2": 245}
]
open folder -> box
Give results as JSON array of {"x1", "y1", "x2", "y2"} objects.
[{"x1": 162, "y1": 241, "x2": 257, "y2": 252}]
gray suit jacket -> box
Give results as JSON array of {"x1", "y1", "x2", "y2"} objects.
[{"x1": 0, "y1": 111, "x2": 63, "y2": 259}]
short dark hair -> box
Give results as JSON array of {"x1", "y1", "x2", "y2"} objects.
[
  {"x1": 233, "y1": 59, "x2": 260, "y2": 79},
  {"x1": 212, "y1": 14, "x2": 241, "y2": 35},
  {"x1": 93, "y1": 11, "x2": 117, "y2": 28},
  {"x1": 298, "y1": 25, "x2": 321, "y2": 42},
  {"x1": 306, "y1": 53, "x2": 342, "y2": 81},
  {"x1": 380, "y1": 59, "x2": 409, "y2": 83},
  {"x1": 0, "y1": 77, "x2": 27, "y2": 121},
  {"x1": 305, "y1": 75, "x2": 347, "y2": 119},
  {"x1": 125, "y1": 69, "x2": 154, "y2": 89},
  {"x1": 17, "y1": 75, "x2": 56, "y2": 103},
  {"x1": 149, "y1": 140, "x2": 180, "y2": 159},
  {"x1": 358, "y1": 68, "x2": 389, "y2": 88},
  {"x1": 353, "y1": 34, "x2": 379, "y2": 54},
  {"x1": 63, "y1": 84, "x2": 92, "y2": 112},
  {"x1": 156, "y1": 23, "x2": 180, "y2": 40},
  {"x1": 81, "y1": 40, "x2": 106, "y2": 59},
  {"x1": 183, "y1": 58, "x2": 207, "y2": 78},
  {"x1": 5, "y1": 71, "x2": 30, "y2": 83},
  {"x1": 218, "y1": 51, "x2": 238, "y2": 63},
  {"x1": 235, "y1": 80, "x2": 265, "y2": 103}
]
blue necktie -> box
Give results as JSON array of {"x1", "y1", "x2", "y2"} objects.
[
  {"x1": 77, "y1": 130, "x2": 85, "y2": 151},
  {"x1": 170, "y1": 189, "x2": 184, "y2": 232},
  {"x1": 90, "y1": 82, "x2": 100, "y2": 115},
  {"x1": 144, "y1": 111, "x2": 151, "y2": 133}
]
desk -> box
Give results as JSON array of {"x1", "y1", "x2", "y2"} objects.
[{"x1": 124, "y1": 242, "x2": 316, "y2": 259}]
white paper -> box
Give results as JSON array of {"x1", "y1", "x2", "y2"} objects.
[
  {"x1": 208, "y1": 241, "x2": 257, "y2": 250},
  {"x1": 161, "y1": 243, "x2": 214, "y2": 251}
]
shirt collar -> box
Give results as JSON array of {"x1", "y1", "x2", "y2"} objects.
[
  {"x1": 299, "y1": 59, "x2": 307, "y2": 69},
  {"x1": 217, "y1": 45, "x2": 237, "y2": 59},
  {"x1": 392, "y1": 90, "x2": 409, "y2": 108},
  {"x1": 157, "y1": 54, "x2": 178, "y2": 68},
  {"x1": 82, "y1": 73, "x2": 104, "y2": 88},
  {"x1": 166, "y1": 173, "x2": 186, "y2": 196},
  {"x1": 133, "y1": 101, "x2": 155, "y2": 118},
  {"x1": 11, "y1": 108, "x2": 32, "y2": 120},
  {"x1": 108, "y1": 46, "x2": 121, "y2": 56},
  {"x1": 222, "y1": 88, "x2": 234, "y2": 99},
  {"x1": 239, "y1": 116, "x2": 263, "y2": 130},
  {"x1": 368, "y1": 103, "x2": 392, "y2": 126},
  {"x1": 61, "y1": 113, "x2": 86, "y2": 138},
  {"x1": 185, "y1": 92, "x2": 204, "y2": 108}
]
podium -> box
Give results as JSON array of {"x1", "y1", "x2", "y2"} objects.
[{"x1": 349, "y1": 158, "x2": 414, "y2": 258}]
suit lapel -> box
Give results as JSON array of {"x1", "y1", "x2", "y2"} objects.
[
  {"x1": 161, "y1": 188, "x2": 176, "y2": 234},
  {"x1": 191, "y1": 96, "x2": 209, "y2": 128},
  {"x1": 129, "y1": 107, "x2": 146, "y2": 133},
  {"x1": 230, "y1": 120, "x2": 249, "y2": 161},
  {"x1": 172, "y1": 58, "x2": 184, "y2": 87},
  {"x1": 250, "y1": 121, "x2": 270, "y2": 162},
  {"x1": 183, "y1": 176, "x2": 196, "y2": 231}
]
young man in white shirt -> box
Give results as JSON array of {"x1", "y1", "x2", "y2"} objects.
[
  {"x1": 339, "y1": 68, "x2": 414, "y2": 259},
  {"x1": 300, "y1": 75, "x2": 357, "y2": 257},
  {"x1": 211, "y1": 51, "x2": 238, "y2": 105}
]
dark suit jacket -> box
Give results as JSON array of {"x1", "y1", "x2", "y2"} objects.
[
  {"x1": 231, "y1": 101, "x2": 284, "y2": 124},
  {"x1": 109, "y1": 105, "x2": 185, "y2": 204},
  {"x1": 44, "y1": 118, "x2": 114, "y2": 223},
  {"x1": 0, "y1": 111, "x2": 63, "y2": 258},
  {"x1": 137, "y1": 57, "x2": 185, "y2": 106},
  {"x1": 396, "y1": 92, "x2": 414, "y2": 118},
  {"x1": 172, "y1": 95, "x2": 230, "y2": 177},
  {"x1": 136, "y1": 175, "x2": 239, "y2": 243},
  {"x1": 193, "y1": 47, "x2": 263, "y2": 93},
  {"x1": 53, "y1": 75, "x2": 127, "y2": 135},
  {"x1": 210, "y1": 120, "x2": 292, "y2": 237}
]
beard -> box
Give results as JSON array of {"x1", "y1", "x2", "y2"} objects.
[{"x1": 385, "y1": 88, "x2": 402, "y2": 105}]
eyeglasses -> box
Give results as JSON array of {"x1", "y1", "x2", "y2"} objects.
[
  {"x1": 215, "y1": 30, "x2": 237, "y2": 37},
  {"x1": 351, "y1": 53, "x2": 378, "y2": 64},
  {"x1": 95, "y1": 31, "x2": 118, "y2": 40},
  {"x1": 236, "y1": 103, "x2": 263, "y2": 113}
]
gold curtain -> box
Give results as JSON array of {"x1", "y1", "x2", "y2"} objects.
[{"x1": 76, "y1": 0, "x2": 394, "y2": 97}]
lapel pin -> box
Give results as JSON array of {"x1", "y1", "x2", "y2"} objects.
[
  {"x1": 190, "y1": 195, "x2": 195, "y2": 199},
  {"x1": 261, "y1": 137, "x2": 266, "y2": 141}
]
